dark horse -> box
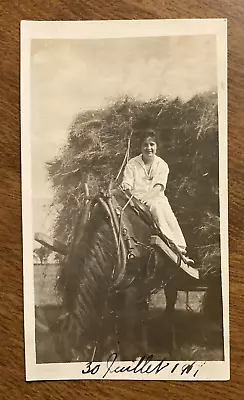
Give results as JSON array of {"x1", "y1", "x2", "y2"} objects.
[{"x1": 52, "y1": 186, "x2": 204, "y2": 362}]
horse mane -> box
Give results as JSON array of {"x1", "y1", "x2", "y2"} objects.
[{"x1": 56, "y1": 200, "x2": 117, "y2": 358}]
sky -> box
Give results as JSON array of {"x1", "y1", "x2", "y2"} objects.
[{"x1": 31, "y1": 35, "x2": 217, "y2": 241}]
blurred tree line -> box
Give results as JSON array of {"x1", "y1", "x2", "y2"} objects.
[{"x1": 33, "y1": 246, "x2": 52, "y2": 265}]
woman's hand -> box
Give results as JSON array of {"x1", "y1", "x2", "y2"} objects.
[
  {"x1": 121, "y1": 182, "x2": 132, "y2": 191},
  {"x1": 140, "y1": 184, "x2": 164, "y2": 204}
]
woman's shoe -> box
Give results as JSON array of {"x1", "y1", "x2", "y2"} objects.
[{"x1": 181, "y1": 254, "x2": 195, "y2": 266}]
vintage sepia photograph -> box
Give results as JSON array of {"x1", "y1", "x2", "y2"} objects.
[{"x1": 21, "y1": 19, "x2": 228, "y2": 381}]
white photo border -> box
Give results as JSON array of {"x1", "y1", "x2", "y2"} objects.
[{"x1": 21, "y1": 18, "x2": 229, "y2": 382}]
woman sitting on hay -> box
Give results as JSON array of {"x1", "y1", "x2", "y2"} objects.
[{"x1": 121, "y1": 130, "x2": 194, "y2": 265}]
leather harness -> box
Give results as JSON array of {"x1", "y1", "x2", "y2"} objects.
[{"x1": 83, "y1": 187, "x2": 155, "y2": 290}]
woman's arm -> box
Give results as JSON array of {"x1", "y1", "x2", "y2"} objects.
[
  {"x1": 121, "y1": 163, "x2": 134, "y2": 191},
  {"x1": 140, "y1": 159, "x2": 169, "y2": 203},
  {"x1": 153, "y1": 160, "x2": 169, "y2": 190}
]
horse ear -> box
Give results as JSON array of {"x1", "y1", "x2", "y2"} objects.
[
  {"x1": 84, "y1": 182, "x2": 90, "y2": 203},
  {"x1": 108, "y1": 179, "x2": 117, "y2": 196},
  {"x1": 108, "y1": 180, "x2": 113, "y2": 194}
]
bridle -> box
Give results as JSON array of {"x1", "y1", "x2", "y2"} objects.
[{"x1": 82, "y1": 183, "x2": 155, "y2": 291}]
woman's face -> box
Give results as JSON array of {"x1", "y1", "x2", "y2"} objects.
[{"x1": 141, "y1": 136, "x2": 157, "y2": 161}]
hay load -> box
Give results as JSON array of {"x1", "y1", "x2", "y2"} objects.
[
  {"x1": 47, "y1": 93, "x2": 220, "y2": 275},
  {"x1": 46, "y1": 93, "x2": 222, "y2": 320}
]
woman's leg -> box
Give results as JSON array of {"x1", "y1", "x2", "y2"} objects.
[
  {"x1": 147, "y1": 197, "x2": 194, "y2": 265},
  {"x1": 147, "y1": 196, "x2": 186, "y2": 248}
]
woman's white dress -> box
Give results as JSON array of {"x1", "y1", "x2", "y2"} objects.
[{"x1": 122, "y1": 154, "x2": 186, "y2": 249}]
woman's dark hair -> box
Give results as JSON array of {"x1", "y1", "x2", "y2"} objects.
[{"x1": 139, "y1": 129, "x2": 158, "y2": 146}]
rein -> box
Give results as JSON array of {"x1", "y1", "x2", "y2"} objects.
[{"x1": 98, "y1": 196, "x2": 127, "y2": 287}]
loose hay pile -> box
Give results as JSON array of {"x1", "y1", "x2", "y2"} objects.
[{"x1": 47, "y1": 93, "x2": 222, "y2": 319}]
